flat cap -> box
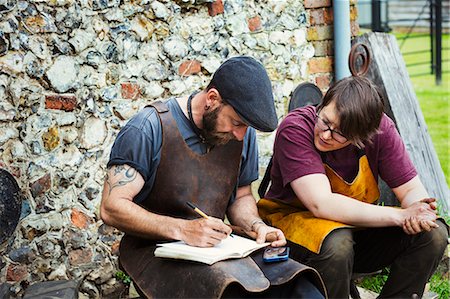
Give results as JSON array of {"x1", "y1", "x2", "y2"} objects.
[{"x1": 210, "y1": 56, "x2": 278, "y2": 132}]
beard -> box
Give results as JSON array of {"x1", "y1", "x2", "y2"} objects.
[{"x1": 200, "y1": 105, "x2": 236, "y2": 146}]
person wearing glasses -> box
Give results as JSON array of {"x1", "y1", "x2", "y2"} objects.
[
  {"x1": 257, "y1": 76, "x2": 448, "y2": 298},
  {"x1": 100, "y1": 56, "x2": 326, "y2": 298}
]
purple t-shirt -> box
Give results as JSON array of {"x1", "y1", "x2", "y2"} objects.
[{"x1": 266, "y1": 105, "x2": 417, "y2": 203}]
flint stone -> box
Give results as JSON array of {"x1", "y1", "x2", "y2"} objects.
[
  {"x1": 151, "y1": 1, "x2": 170, "y2": 20},
  {"x1": 84, "y1": 50, "x2": 104, "y2": 68},
  {"x1": 0, "y1": 126, "x2": 18, "y2": 145},
  {"x1": 23, "y1": 13, "x2": 57, "y2": 33},
  {"x1": 24, "y1": 52, "x2": 45, "y2": 79},
  {"x1": 69, "y1": 29, "x2": 96, "y2": 53},
  {"x1": 226, "y1": 13, "x2": 249, "y2": 36},
  {"x1": 53, "y1": 145, "x2": 84, "y2": 167},
  {"x1": 46, "y1": 56, "x2": 79, "y2": 93},
  {"x1": 116, "y1": 34, "x2": 139, "y2": 61},
  {"x1": 104, "y1": 8, "x2": 124, "y2": 22},
  {"x1": 0, "y1": 100, "x2": 15, "y2": 121},
  {"x1": 0, "y1": 52, "x2": 24, "y2": 74},
  {"x1": 136, "y1": 42, "x2": 159, "y2": 61},
  {"x1": 100, "y1": 86, "x2": 118, "y2": 102},
  {"x1": 162, "y1": 37, "x2": 188, "y2": 60},
  {"x1": 60, "y1": 126, "x2": 78, "y2": 143},
  {"x1": 79, "y1": 65, "x2": 107, "y2": 88},
  {"x1": 92, "y1": 0, "x2": 120, "y2": 11},
  {"x1": 123, "y1": 59, "x2": 148, "y2": 78},
  {"x1": 47, "y1": 264, "x2": 68, "y2": 280},
  {"x1": 87, "y1": 262, "x2": 114, "y2": 284},
  {"x1": 8, "y1": 246, "x2": 35, "y2": 264},
  {"x1": 0, "y1": 35, "x2": 8, "y2": 56},
  {"x1": 9, "y1": 140, "x2": 26, "y2": 158},
  {"x1": 142, "y1": 62, "x2": 168, "y2": 81},
  {"x1": 80, "y1": 117, "x2": 107, "y2": 150},
  {"x1": 52, "y1": 112, "x2": 76, "y2": 126},
  {"x1": 130, "y1": 15, "x2": 154, "y2": 41},
  {"x1": 80, "y1": 280, "x2": 99, "y2": 298},
  {"x1": 141, "y1": 81, "x2": 165, "y2": 99}
]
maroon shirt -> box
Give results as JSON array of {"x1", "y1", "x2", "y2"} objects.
[{"x1": 266, "y1": 106, "x2": 417, "y2": 203}]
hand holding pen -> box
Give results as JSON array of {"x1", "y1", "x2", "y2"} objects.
[{"x1": 182, "y1": 202, "x2": 232, "y2": 247}]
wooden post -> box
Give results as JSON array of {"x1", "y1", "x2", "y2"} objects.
[{"x1": 352, "y1": 32, "x2": 449, "y2": 213}]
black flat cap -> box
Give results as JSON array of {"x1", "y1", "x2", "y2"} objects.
[{"x1": 210, "y1": 56, "x2": 278, "y2": 132}]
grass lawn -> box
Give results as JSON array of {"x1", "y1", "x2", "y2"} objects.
[{"x1": 395, "y1": 32, "x2": 449, "y2": 188}]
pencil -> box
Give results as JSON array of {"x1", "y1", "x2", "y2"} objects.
[
  {"x1": 186, "y1": 201, "x2": 209, "y2": 219},
  {"x1": 186, "y1": 201, "x2": 234, "y2": 238}
]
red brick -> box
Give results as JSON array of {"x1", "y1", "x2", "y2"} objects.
[
  {"x1": 304, "y1": 0, "x2": 331, "y2": 9},
  {"x1": 6, "y1": 264, "x2": 28, "y2": 282},
  {"x1": 30, "y1": 173, "x2": 51, "y2": 198},
  {"x1": 111, "y1": 240, "x2": 120, "y2": 256},
  {"x1": 71, "y1": 208, "x2": 93, "y2": 229},
  {"x1": 312, "y1": 41, "x2": 334, "y2": 57},
  {"x1": 178, "y1": 60, "x2": 202, "y2": 76},
  {"x1": 309, "y1": 8, "x2": 333, "y2": 26},
  {"x1": 307, "y1": 25, "x2": 333, "y2": 41},
  {"x1": 308, "y1": 57, "x2": 333, "y2": 74},
  {"x1": 248, "y1": 16, "x2": 262, "y2": 32},
  {"x1": 351, "y1": 21, "x2": 360, "y2": 37},
  {"x1": 120, "y1": 82, "x2": 141, "y2": 100},
  {"x1": 207, "y1": 0, "x2": 224, "y2": 16},
  {"x1": 350, "y1": 5, "x2": 358, "y2": 21},
  {"x1": 45, "y1": 94, "x2": 77, "y2": 111},
  {"x1": 69, "y1": 248, "x2": 93, "y2": 265},
  {"x1": 315, "y1": 73, "x2": 333, "y2": 90}
]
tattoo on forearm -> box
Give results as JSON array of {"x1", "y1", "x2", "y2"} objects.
[{"x1": 106, "y1": 166, "x2": 137, "y2": 195}]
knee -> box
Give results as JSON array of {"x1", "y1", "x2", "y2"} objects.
[
  {"x1": 429, "y1": 220, "x2": 448, "y2": 252},
  {"x1": 320, "y1": 229, "x2": 354, "y2": 264},
  {"x1": 419, "y1": 220, "x2": 448, "y2": 257}
]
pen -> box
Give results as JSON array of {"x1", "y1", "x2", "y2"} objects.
[
  {"x1": 186, "y1": 201, "x2": 209, "y2": 219},
  {"x1": 186, "y1": 201, "x2": 234, "y2": 238}
]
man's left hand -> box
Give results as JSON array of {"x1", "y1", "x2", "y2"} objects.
[{"x1": 253, "y1": 223, "x2": 287, "y2": 247}]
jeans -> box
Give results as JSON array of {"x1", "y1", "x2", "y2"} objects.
[{"x1": 289, "y1": 220, "x2": 448, "y2": 299}]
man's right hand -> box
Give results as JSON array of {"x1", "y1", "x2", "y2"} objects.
[
  {"x1": 181, "y1": 217, "x2": 232, "y2": 247},
  {"x1": 402, "y1": 198, "x2": 439, "y2": 234}
]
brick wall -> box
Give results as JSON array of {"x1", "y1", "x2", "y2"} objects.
[{"x1": 305, "y1": 0, "x2": 360, "y2": 91}]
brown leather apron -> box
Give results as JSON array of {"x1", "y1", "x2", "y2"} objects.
[
  {"x1": 258, "y1": 154, "x2": 380, "y2": 254},
  {"x1": 120, "y1": 101, "x2": 326, "y2": 298}
]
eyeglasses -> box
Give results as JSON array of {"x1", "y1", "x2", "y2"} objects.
[{"x1": 315, "y1": 113, "x2": 348, "y2": 144}]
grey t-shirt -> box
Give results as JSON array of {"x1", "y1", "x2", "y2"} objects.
[{"x1": 108, "y1": 98, "x2": 259, "y2": 204}]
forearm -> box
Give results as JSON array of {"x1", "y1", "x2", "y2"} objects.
[
  {"x1": 393, "y1": 176, "x2": 429, "y2": 208},
  {"x1": 227, "y1": 193, "x2": 262, "y2": 231},
  {"x1": 314, "y1": 193, "x2": 404, "y2": 227},
  {"x1": 101, "y1": 196, "x2": 184, "y2": 240}
]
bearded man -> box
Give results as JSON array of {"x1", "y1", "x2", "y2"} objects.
[{"x1": 100, "y1": 56, "x2": 325, "y2": 298}]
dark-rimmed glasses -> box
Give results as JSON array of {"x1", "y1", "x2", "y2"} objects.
[{"x1": 315, "y1": 113, "x2": 348, "y2": 144}]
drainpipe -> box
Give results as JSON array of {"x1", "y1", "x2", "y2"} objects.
[{"x1": 333, "y1": 0, "x2": 352, "y2": 80}]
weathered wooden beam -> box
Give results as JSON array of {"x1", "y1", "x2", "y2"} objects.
[{"x1": 352, "y1": 32, "x2": 449, "y2": 213}]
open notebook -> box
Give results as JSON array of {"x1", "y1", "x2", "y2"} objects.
[{"x1": 154, "y1": 235, "x2": 269, "y2": 265}]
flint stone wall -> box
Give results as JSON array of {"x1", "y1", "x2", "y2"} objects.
[{"x1": 0, "y1": 0, "x2": 337, "y2": 297}]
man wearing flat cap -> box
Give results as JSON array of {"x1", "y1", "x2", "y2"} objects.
[{"x1": 100, "y1": 56, "x2": 325, "y2": 298}]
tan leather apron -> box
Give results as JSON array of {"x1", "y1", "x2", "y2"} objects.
[
  {"x1": 258, "y1": 154, "x2": 380, "y2": 254},
  {"x1": 120, "y1": 101, "x2": 326, "y2": 298}
]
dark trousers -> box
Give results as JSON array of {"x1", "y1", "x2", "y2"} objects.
[{"x1": 289, "y1": 220, "x2": 448, "y2": 299}]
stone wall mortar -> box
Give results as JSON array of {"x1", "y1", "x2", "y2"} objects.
[{"x1": 0, "y1": 0, "x2": 348, "y2": 296}]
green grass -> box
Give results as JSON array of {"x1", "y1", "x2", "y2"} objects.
[
  {"x1": 396, "y1": 32, "x2": 449, "y2": 188},
  {"x1": 358, "y1": 31, "x2": 450, "y2": 298}
]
